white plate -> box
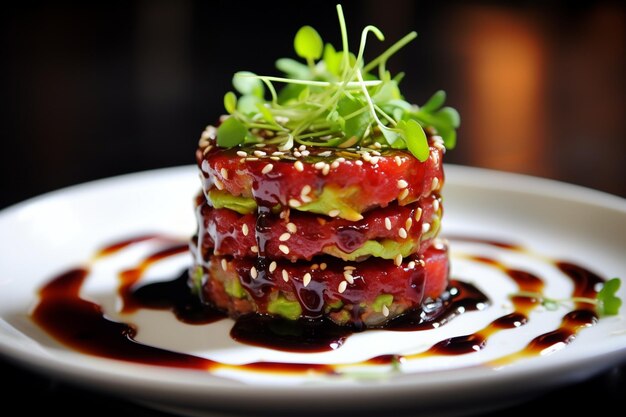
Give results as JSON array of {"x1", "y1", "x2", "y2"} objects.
[{"x1": 1, "y1": 165, "x2": 625, "y2": 417}]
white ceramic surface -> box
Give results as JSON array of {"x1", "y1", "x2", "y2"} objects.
[{"x1": 0, "y1": 165, "x2": 625, "y2": 417}]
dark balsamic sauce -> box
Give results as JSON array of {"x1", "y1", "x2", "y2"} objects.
[
  {"x1": 122, "y1": 271, "x2": 225, "y2": 325},
  {"x1": 32, "y1": 268, "x2": 215, "y2": 370},
  {"x1": 383, "y1": 280, "x2": 489, "y2": 331},
  {"x1": 32, "y1": 266, "x2": 335, "y2": 374},
  {"x1": 32, "y1": 235, "x2": 610, "y2": 373},
  {"x1": 231, "y1": 279, "x2": 488, "y2": 352},
  {"x1": 230, "y1": 315, "x2": 353, "y2": 353},
  {"x1": 118, "y1": 243, "x2": 223, "y2": 323},
  {"x1": 243, "y1": 205, "x2": 274, "y2": 303}
]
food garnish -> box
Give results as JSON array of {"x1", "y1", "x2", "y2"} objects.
[
  {"x1": 511, "y1": 277, "x2": 622, "y2": 316},
  {"x1": 217, "y1": 4, "x2": 460, "y2": 161}
]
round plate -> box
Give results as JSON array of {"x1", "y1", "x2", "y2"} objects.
[{"x1": 0, "y1": 165, "x2": 625, "y2": 417}]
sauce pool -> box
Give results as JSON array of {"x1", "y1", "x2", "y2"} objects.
[{"x1": 31, "y1": 235, "x2": 609, "y2": 375}]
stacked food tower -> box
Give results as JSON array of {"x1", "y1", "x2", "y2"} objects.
[{"x1": 189, "y1": 6, "x2": 459, "y2": 328}]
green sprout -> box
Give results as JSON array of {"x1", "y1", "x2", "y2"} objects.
[
  {"x1": 216, "y1": 4, "x2": 460, "y2": 161},
  {"x1": 511, "y1": 277, "x2": 622, "y2": 317}
]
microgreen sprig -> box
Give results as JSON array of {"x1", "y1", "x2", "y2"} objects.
[
  {"x1": 217, "y1": 4, "x2": 460, "y2": 161},
  {"x1": 511, "y1": 277, "x2": 622, "y2": 316}
]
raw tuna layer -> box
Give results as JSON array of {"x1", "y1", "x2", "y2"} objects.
[
  {"x1": 192, "y1": 241, "x2": 449, "y2": 327},
  {"x1": 196, "y1": 138, "x2": 444, "y2": 219},
  {"x1": 194, "y1": 194, "x2": 441, "y2": 262}
]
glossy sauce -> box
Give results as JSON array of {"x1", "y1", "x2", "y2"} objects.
[
  {"x1": 231, "y1": 280, "x2": 488, "y2": 352},
  {"x1": 32, "y1": 235, "x2": 610, "y2": 374}
]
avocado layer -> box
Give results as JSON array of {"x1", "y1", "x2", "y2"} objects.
[{"x1": 207, "y1": 185, "x2": 364, "y2": 221}]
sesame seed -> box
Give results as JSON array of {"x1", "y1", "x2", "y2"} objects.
[
  {"x1": 314, "y1": 161, "x2": 325, "y2": 170},
  {"x1": 369, "y1": 156, "x2": 380, "y2": 165},
  {"x1": 303, "y1": 273, "x2": 312, "y2": 287},
  {"x1": 279, "y1": 244, "x2": 290, "y2": 254},
  {"x1": 355, "y1": 160, "x2": 363, "y2": 166},
  {"x1": 422, "y1": 223, "x2": 431, "y2": 233},
  {"x1": 294, "y1": 161, "x2": 304, "y2": 172},
  {"x1": 242, "y1": 224, "x2": 249, "y2": 236},
  {"x1": 338, "y1": 281, "x2": 348, "y2": 293},
  {"x1": 343, "y1": 272, "x2": 354, "y2": 284},
  {"x1": 433, "y1": 239, "x2": 446, "y2": 250},
  {"x1": 382, "y1": 304, "x2": 390, "y2": 317},
  {"x1": 289, "y1": 199, "x2": 301, "y2": 208},
  {"x1": 394, "y1": 254, "x2": 403, "y2": 266},
  {"x1": 237, "y1": 151, "x2": 247, "y2": 157},
  {"x1": 373, "y1": 142, "x2": 382, "y2": 149},
  {"x1": 433, "y1": 198, "x2": 440, "y2": 212},
  {"x1": 301, "y1": 195, "x2": 312, "y2": 203},
  {"x1": 272, "y1": 151, "x2": 284, "y2": 156},
  {"x1": 301, "y1": 150, "x2": 310, "y2": 157},
  {"x1": 254, "y1": 150, "x2": 266, "y2": 157},
  {"x1": 408, "y1": 261, "x2": 416, "y2": 269},
  {"x1": 328, "y1": 209, "x2": 340, "y2": 218},
  {"x1": 246, "y1": 157, "x2": 259, "y2": 161},
  {"x1": 320, "y1": 263, "x2": 327, "y2": 270},
  {"x1": 419, "y1": 259, "x2": 426, "y2": 267},
  {"x1": 371, "y1": 150, "x2": 381, "y2": 156},
  {"x1": 261, "y1": 164, "x2": 274, "y2": 174},
  {"x1": 405, "y1": 217, "x2": 413, "y2": 231},
  {"x1": 336, "y1": 157, "x2": 346, "y2": 163},
  {"x1": 286, "y1": 222, "x2": 297, "y2": 233},
  {"x1": 398, "y1": 228, "x2": 408, "y2": 239},
  {"x1": 282, "y1": 269, "x2": 289, "y2": 282},
  {"x1": 299, "y1": 145, "x2": 306, "y2": 151},
  {"x1": 270, "y1": 156, "x2": 280, "y2": 161},
  {"x1": 214, "y1": 179, "x2": 224, "y2": 190},
  {"x1": 269, "y1": 261, "x2": 277, "y2": 273},
  {"x1": 398, "y1": 189, "x2": 409, "y2": 200},
  {"x1": 220, "y1": 168, "x2": 229, "y2": 179},
  {"x1": 311, "y1": 264, "x2": 319, "y2": 270},
  {"x1": 251, "y1": 245, "x2": 259, "y2": 253},
  {"x1": 362, "y1": 152, "x2": 372, "y2": 162},
  {"x1": 415, "y1": 207, "x2": 423, "y2": 221},
  {"x1": 221, "y1": 259, "x2": 228, "y2": 270},
  {"x1": 397, "y1": 179, "x2": 408, "y2": 189},
  {"x1": 394, "y1": 156, "x2": 402, "y2": 166},
  {"x1": 293, "y1": 151, "x2": 302, "y2": 157},
  {"x1": 318, "y1": 151, "x2": 332, "y2": 157},
  {"x1": 239, "y1": 158, "x2": 246, "y2": 163},
  {"x1": 250, "y1": 267, "x2": 258, "y2": 279},
  {"x1": 432, "y1": 177, "x2": 440, "y2": 191},
  {"x1": 322, "y1": 164, "x2": 330, "y2": 175},
  {"x1": 254, "y1": 143, "x2": 266, "y2": 148},
  {"x1": 279, "y1": 232, "x2": 291, "y2": 241},
  {"x1": 331, "y1": 161, "x2": 340, "y2": 169},
  {"x1": 301, "y1": 185, "x2": 311, "y2": 196},
  {"x1": 385, "y1": 218, "x2": 392, "y2": 230},
  {"x1": 343, "y1": 266, "x2": 356, "y2": 271}
]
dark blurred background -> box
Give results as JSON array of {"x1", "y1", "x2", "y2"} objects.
[{"x1": 1, "y1": 0, "x2": 624, "y2": 209}]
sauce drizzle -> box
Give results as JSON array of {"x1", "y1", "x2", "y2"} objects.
[{"x1": 31, "y1": 235, "x2": 610, "y2": 375}]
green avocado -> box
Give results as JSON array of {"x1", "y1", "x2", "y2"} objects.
[
  {"x1": 298, "y1": 185, "x2": 363, "y2": 221},
  {"x1": 224, "y1": 275, "x2": 246, "y2": 298},
  {"x1": 208, "y1": 189, "x2": 257, "y2": 214},
  {"x1": 323, "y1": 238, "x2": 417, "y2": 261},
  {"x1": 267, "y1": 294, "x2": 303, "y2": 320},
  {"x1": 190, "y1": 266, "x2": 204, "y2": 295},
  {"x1": 372, "y1": 294, "x2": 394, "y2": 312},
  {"x1": 208, "y1": 185, "x2": 364, "y2": 221}
]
